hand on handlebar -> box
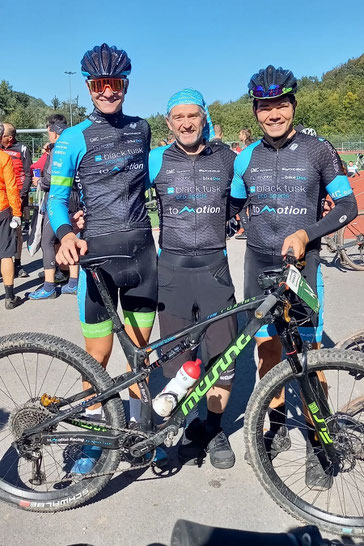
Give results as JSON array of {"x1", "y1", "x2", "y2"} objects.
[
  {"x1": 281, "y1": 229, "x2": 309, "y2": 260},
  {"x1": 56, "y1": 233, "x2": 88, "y2": 266}
]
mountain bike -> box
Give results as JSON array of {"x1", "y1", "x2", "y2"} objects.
[
  {"x1": 0, "y1": 253, "x2": 363, "y2": 537},
  {"x1": 323, "y1": 209, "x2": 364, "y2": 271}
]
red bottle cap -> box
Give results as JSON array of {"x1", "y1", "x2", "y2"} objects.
[{"x1": 182, "y1": 358, "x2": 202, "y2": 379}]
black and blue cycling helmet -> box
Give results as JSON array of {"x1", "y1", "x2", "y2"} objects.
[
  {"x1": 248, "y1": 65, "x2": 297, "y2": 100},
  {"x1": 81, "y1": 43, "x2": 132, "y2": 78}
]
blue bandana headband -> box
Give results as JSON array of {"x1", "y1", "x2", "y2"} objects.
[{"x1": 166, "y1": 88, "x2": 215, "y2": 141}]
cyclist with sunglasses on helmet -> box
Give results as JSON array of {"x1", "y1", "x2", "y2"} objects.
[
  {"x1": 48, "y1": 43, "x2": 164, "y2": 473},
  {"x1": 231, "y1": 65, "x2": 357, "y2": 490}
]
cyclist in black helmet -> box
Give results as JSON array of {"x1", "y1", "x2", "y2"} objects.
[
  {"x1": 231, "y1": 65, "x2": 357, "y2": 490},
  {"x1": 48, "y1": 43, "x2": 165, "y2": 473}
]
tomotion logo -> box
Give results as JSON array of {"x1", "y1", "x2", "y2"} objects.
[{"x1": 168, "y1": 205, "x2": 221, "y2": 215}]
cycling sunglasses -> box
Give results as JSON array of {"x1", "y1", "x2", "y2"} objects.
[
  {"x1": 249, "y1": 84, "x2": 293, "y2": 99},
  {"x1": 86, "y1": 77, "x2": 127, "y2": 94}
]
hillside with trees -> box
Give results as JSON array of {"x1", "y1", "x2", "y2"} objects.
[
  {"x1": 0, "y1": 53, "x2": 363, "y2": 149},
  {"x1": 148, "y1": 53, "x2": 364, "y2": 146}
]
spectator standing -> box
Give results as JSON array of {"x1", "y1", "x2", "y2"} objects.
[
  {"x1": 1, "y1": 122, "x2": 31, "y2": 277},
  {"x1": 0, "y1": 123, "x2": 22, "y2": 310},
  {"x1": 29, "y1": 115, "x2": 79, "y2": 300}
]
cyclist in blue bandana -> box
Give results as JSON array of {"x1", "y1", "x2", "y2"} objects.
[{"x1": 149, "y1": 88, "x2": 245, "y2": 469}]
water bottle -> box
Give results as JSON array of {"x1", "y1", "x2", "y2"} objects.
[{"x1": 152, "y1": 359, "x2": 202, "y2": 417}]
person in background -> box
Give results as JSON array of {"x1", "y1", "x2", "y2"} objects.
[
  {"x1": 239, "y1": 128, "x2": 254, "y2": 149},
  {"x1": 347, "y1": 160, "x2": 360, "y2": 178},
  {"x1": 0, "y1": 123, "x2": 22, "y2": 310},
  {"x1": 1, "y1": 122, "x2": 32, "y2": 277},
  {"x1": 29, "y1": 115, "x2": 79, "y2": 300},
  {"x1": 210, "y1": 124, "x2": 229, "y2": 148},
  {"x1": 230, "y1": 142, "x2": 242, "y2": 154}
]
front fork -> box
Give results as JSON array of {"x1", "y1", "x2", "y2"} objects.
[{"x1": 277, "y1": 323, "x2": 339, "y2": 465}]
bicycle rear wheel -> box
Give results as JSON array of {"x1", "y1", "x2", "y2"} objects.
[
  {"x1": 335, "y1": 330, "x2": 364, "y2": 353},
  {"x1": 0, "y1": 332, "x2": 125, "y2": 512},
  {"x1": 337, "y1": 210, "x2": 364, "y2": 271},
  {"x1": 244, "y1": 349, "x2": 364, "y2": 537}
]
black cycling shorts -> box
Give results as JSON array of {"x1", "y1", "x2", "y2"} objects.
[
  {"x1": 78, "y1": 229, "x2": 157, "y2": 338},
  {"x1": 158, "y1": 250, "x2": 237, "y2": 386},
  {"x1": 0, "y1": 208, "x2": 17, "y2": 259},
  {"x1": 244, "y1": 246, "x2": 324, "y2": 343}
]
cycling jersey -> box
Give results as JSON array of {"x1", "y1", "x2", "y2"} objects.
[
  {"x1": 231, "y1": 132, "x2": 357, "y2": 255},
  {"x1": 48, "y1": 108, "x2": 151, "y2": 241},
  {"x1": 1, "y1": 141, "x2": 32, "y2": 198},
  {"x1": 149, "y1": 142, "x2": 236, "y2": 254}
]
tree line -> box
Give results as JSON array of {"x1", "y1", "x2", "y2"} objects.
[{"x1": 1, "y1": 53, "x2": 363, "y2": 149}]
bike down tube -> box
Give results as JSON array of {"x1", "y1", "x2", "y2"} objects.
[
  {"x1": 277, "y1": 323, "x2": 339, "y2": 463},
  {"x1": 131, "y1": 314, "x2": 269, "y2": 457}
]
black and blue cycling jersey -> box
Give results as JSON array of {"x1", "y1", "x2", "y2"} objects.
[
  {"x1": 47, "y1": 108, "x2": 151, "y2": 240},
  {"x1": 149, "y1": 142, "x2": 237, "y2": 254},
  {"x1": 231, "y1": 132, "x2": 357, "y2": 255}
]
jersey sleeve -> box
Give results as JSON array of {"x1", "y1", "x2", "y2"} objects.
[
  {"x1": 230, "y1": 141, "x2": 261, "y2": 199},
  {"x1": 148, "y1": 145, "x2": 171, "y2": 188},
  {"x1": 304, "y1": 139, "x2": 357, "y2": 242},
  {"x1": 47, "y1": 128, "x2": 86, "y2": 240},
  {"x1": 3, "y1": 154, "x2": 22, "y2": 217}
]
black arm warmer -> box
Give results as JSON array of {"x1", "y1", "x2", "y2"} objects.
[
  {"x1": 228, "y1": 196, "x2": 247, "y2": 219},
  {"x1": 305, "y1": 193, "x2": 358, "y2": 242}
]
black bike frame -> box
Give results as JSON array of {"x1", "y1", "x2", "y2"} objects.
[{"x1": 25, "y1": 263, "x2": 338, "y2": 463}]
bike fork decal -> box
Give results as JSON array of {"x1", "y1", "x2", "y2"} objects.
[
  {"x1": 308, "y1": 402, "x2": 333, "y2": 444},
  {"x1": 180, "y1": 333, "x2": 252, "y2": 416}
]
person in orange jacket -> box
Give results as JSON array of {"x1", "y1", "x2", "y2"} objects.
[{"x1": 0, "y1": 123, "x2": 22, "y2": 309}]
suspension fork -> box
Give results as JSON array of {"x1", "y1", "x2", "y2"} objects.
[{"x1": 277, "y1": 323, "x2": 339, "y2": 463}]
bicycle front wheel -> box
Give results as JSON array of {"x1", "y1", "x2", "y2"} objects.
[
  {"x1": 337, "y1": 210, "x2": 364, "y2": 271},
  {"x1": 244, "y1": 349, "x2": 364, "y2": 537},
  {"x1": 0, "y1": 333, "x2": 125, "y2": 512}
]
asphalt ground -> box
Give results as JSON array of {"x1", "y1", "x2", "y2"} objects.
[{"x1": 0, "y1": 235, "x2": 364, "y2": 546}]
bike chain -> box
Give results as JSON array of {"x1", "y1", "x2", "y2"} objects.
[{"x1": 11, "y1": 404, "x2": 156, "y2": 485}]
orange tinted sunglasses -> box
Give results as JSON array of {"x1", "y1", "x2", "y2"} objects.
[{"x1": 86, "y1": 78, "x2": 126, "y2": 94}]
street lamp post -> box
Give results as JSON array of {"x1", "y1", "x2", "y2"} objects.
[{"x1": 64, "y1": 71, "x2": 76, "y2": 126}]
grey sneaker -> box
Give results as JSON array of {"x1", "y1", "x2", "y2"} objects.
[
  {"x1": 207, "y1": 431, "x2": 235, "y2": 469},
  {"x1": 178, "y1": 418, "x2": 206, "y2": 466},
  {"x1": 245, "y1": 425, "x2": 291, "y2": 465},
  {"x1": 305, "y1": 446, "x2": 333, "y2": 491}
]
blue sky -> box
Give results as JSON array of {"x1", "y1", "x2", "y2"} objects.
[{"x1": 2, "y1": 0, "x2": 363, "y2": 118}]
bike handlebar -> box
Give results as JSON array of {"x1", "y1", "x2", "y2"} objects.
[
  {"x1": 170, "y1": 520, "x2": 363, "y2": 546},
  {"x1": 255, "y1": 293, "x2": 278, "y2": 319}
]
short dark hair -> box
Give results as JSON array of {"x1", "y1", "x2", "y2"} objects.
[{"x1": 46, "y1": 114, "x2": 67, "y2": 127}]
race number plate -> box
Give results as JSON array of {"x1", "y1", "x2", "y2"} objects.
[{"x1": 286, "y1": 265, "x2": 320, "y2": 313}]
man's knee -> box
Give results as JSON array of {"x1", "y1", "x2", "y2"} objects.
[{"x1": 256, "y1": 335, "x2": 282, "y2": 378}]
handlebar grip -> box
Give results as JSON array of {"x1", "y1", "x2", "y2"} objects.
[
  {"x1": 254, "y1": 294, "x2": 278, "y2": 319},
  {"x1": 284, "y1": 246, "x2": 296, "y2": 265}
]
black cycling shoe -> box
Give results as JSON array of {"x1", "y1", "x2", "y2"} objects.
[
  {"x1": 245, "y1": 425, "x2": 291, "y2": 465},
  {"x1": 5, "y1": 296, "x2": 22, "y2": 310},
  {"x1": 207, "y1": 430, "x2": 235, "y2": 469},
  {"x1": 178, "y1": 418, "x2": 206, "y2": 466},
  {"x1": 305, "y1": 446, "x2": 333, "y2": 491}
]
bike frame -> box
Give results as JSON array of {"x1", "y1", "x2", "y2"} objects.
[{"x1": 25, "y1": 261, "x2": 338, "y2": 464}]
